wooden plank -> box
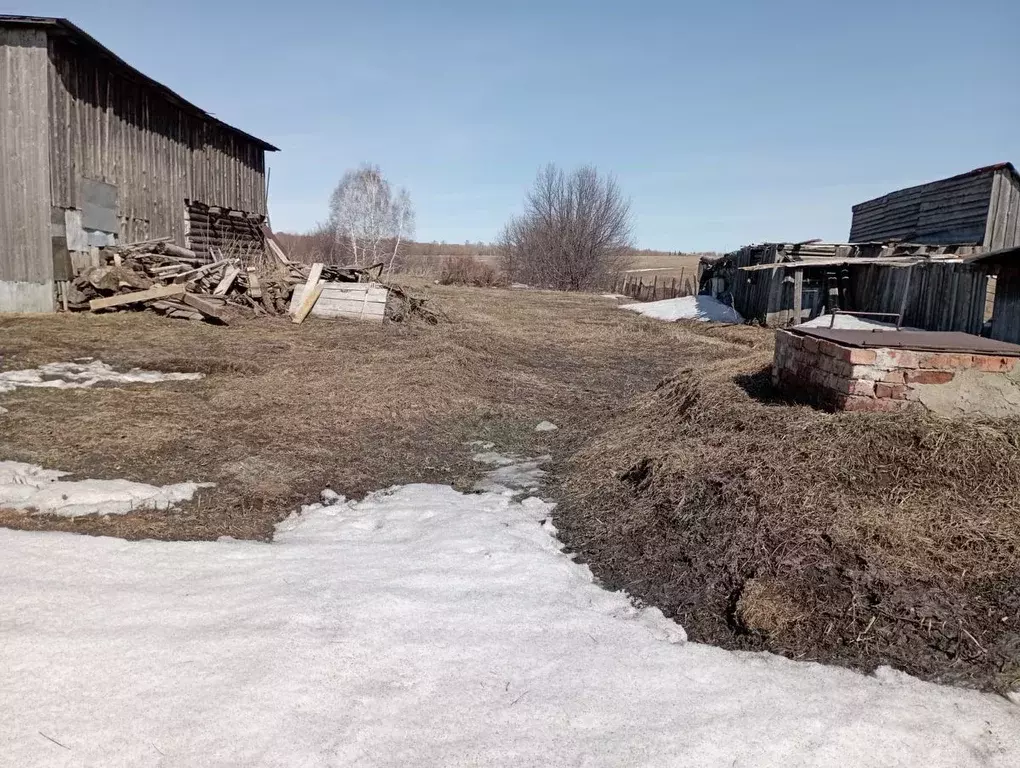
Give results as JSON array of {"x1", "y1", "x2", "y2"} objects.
[
  {"x1": 247, "y1": 269, "x2": 262, "y2": 299},
  {"x1": 173, "y1": 259, "x2": 231, "y2": 283},
  {"x1": 292, "y1": 262, "x2": 323, "y2": 309},
  {"x1": 265, "y1": 236, "x2": 291, "y2": 265},
  {"x1": 182, "y1": 293, "x2": 229, "y2": 324},
  {"x1": 792, "y1": 268, "x2": 804, "y2": 325},
  {"x1": 89, "y1": 283, "x2": 184, "y2": 310},
  {"x1": 291, "y1": 281, "x2": 324, "y2": 324},
  {"x1": 213, "y1": 266, "x2": 240, "y2": 295}
]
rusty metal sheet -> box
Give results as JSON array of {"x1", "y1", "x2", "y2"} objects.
[{"x1": 791, "y1": 327, "x2": 1020, "y2": 357}]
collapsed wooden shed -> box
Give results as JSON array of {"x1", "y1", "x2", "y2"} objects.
[
  {"x1": 0, "y1": 16, "x2": 278, "y2": 312},
  {"x1": 705, "y1": 241, "x2": 984, "y2": 330}
]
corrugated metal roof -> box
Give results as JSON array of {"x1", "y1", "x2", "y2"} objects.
[{"x1": 0, "y1": 15, "x2": 279, "y2": 152}]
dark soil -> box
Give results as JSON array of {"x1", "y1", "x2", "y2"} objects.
[{"x1": 553, "y1": 350, "x2": 1020, "y2": 693}]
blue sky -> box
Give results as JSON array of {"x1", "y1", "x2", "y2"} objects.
[{"x1": 15, "y1": 0, "x2": 1020, "y2": 250}]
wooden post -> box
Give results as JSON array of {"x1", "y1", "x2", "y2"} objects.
[
  {"x1": 670, "y1": 278, "x2": 676, "y2": 298},
  {"x1": 637, "y1": 278, "x2": 643, "y2": 300},
  {"x1": 652, "y1": 275, "x2": 658, "y2": 300},
  {"x1": 679, "y1": 268, "x2": 685, "y2": 294},
  {"x1": 792, "y1": 268, "x2": 804, "y2": 325}
]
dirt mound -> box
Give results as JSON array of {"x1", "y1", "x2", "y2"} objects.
[{"x1": 555, "y1": 355, "x2": 1020, "y2": 692}]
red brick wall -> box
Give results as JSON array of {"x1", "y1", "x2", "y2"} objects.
[{"x1": 772, "y1": 331, "x2": 1019, "y2": 413}]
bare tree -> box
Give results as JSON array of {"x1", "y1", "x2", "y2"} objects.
[
  {"x1": 498, "y1": 164, "x2": 633, "y2": 290},
  {"x1": 326, "y1": 164, "x2": 415, "y2": 273}
]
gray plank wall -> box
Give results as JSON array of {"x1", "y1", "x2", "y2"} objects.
[
  {"x1": 990, "y1": 267, "x2": 1020, "y2": 344},
  {"x1": 850, "y1": 171, "x2": 996, "y2": 246},
  {"x1": 46, "y1": 37, "x2": 267, "y2": 248},
  {"x1": 0, "y1": 28, "x2": 54, "y2": 311},
  {"x1": 985, "y1": 172, "x2": 1020, "y2": 249}
]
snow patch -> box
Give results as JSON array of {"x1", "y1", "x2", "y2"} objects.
[
  {"x1": 534, "y1": 420, "x2": 558, "y2": 432},
  {"x1": 0, "y1": 461, "x2": 211, "y2": 517},
  {"x1": 0, "y1": 359, "x2": 203, "y2": 397},
  {"x1": 621, "y1": 295, "x2": 744, "y2": 323},
  {"x1": 800, "y1": 313, "x2": 922, "y2": 331},
  {"x1": 1, "y1": 483, "x2": 1018, "y2": 765},
  {"x1": 472, "y1": 451, "x2": 549, "y2": 494}
]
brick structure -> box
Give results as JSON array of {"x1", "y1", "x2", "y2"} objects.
[{"x1": 773, "y1": 330, "x2": 1020, "y2": 416}]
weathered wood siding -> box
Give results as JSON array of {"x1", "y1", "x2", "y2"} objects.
[
  {"x1": 850, "y1": 262, "x2": 988, "y2": 335},
  {"x1": 850, "y1": 171, "x2": 999, "y2": 246},
  {"x1": 46, "y1": 36, "x2": 266, "y2": 248},
  {"x1": 985, "y1": 172, "x2": 1020, "y2": 250},
  {"x1": 0, "y1": 27, "x2": 54, "y2": 311},
  {"x1": 990, "y1": 267, "x2": 1020, "y2": 344}
]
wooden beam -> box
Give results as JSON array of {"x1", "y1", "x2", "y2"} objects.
[
  {"x1": 89, "y1": 284, "x2": 185, "y2": 311},
  {"x1": 213, "y1": 266, "x2": 240, "y2": 296},
  {"x1": 182, "y1": 293, "x2": 229, "y2": 324},
  {"x1": 792, "y1": 268, "x2": 804, "y2": 325},
  {"x1": 265, "y1": 237, "x2": 291, "y2": 265},
  {"x1": 291, "y1": 282, "x2": 324, "y2": 324},
  {"x1": 290, "y1": 262, "x2": 323, "y2": 318}
]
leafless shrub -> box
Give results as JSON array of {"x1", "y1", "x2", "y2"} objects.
[
  {"x1": 498, "y1": 164, "x2": 634, "y2": 291},
  {"x1": 438, "y1": 256, "x2": 507, "y2": 287}
]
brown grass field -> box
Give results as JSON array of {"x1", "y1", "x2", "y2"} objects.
[
  {"x1": 2, "y1": 284, "x2": 1016, "y2": 690},
  {"x1": 0, "y1": 285, "x2": 758, "y2": 541}
]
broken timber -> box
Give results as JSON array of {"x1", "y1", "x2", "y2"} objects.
[{"x1": 89, "y1": 283, "x2": 185, "y2": 310}]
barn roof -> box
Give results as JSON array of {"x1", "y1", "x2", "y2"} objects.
[
  {"x1": 0, "y1": 15, "x2": 279, "y2": 152},
  {"x1": 852, "y1": 162, "x2": 1019, "y2": 211}
]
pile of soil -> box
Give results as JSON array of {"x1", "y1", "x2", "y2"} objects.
[{"x1": 555, "y1": 355, "x2": 1020, "y2": 692}]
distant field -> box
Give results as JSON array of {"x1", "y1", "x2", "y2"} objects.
[{"x1": 623, "y1": 252, "x2": 703, "y2": 284}]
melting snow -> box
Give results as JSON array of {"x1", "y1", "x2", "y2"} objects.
[
  {"x1": 621, "y1": 295, "x2": 744, "y2": 323},
  {"x1": 0, "y1": 461, "x2": 211, "y2": 517},
  {"x1": 800, "y1": 313, "x2": 922, "y2": 331},
  {"x1": 0, "y1": 359, "x2": 203, "y2": 396},
  {"x1": 534, "y1": 420, "x2": 558, "y2": 432},
  {"x1": 1, "y1": 484, "x2": 1017, "y2": 765},
  {"x1": 472, "y1": 451, "x2": 549, "y2": 494}
]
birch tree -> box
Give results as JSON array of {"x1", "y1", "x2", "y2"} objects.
[{"x1": 326, "y1": 164, "x2": 415, "y2": 273}]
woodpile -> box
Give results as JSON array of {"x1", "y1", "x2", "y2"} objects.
[{"x1": 63, "y1": 236, "x2": 441, "y2": 326}]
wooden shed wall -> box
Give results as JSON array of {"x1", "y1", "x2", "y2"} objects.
[
  {"x1": 46, "y1": 36, "x2": 267, "y2": 248},
  {"x1": 850, "y1": 262, "x2": 987, "y2": 335},
  {"x1": 850, "y1": 172, "x2": 995, "y2": 246},
  {"x1": 0, "y1": 27, "x2": 55, "y2": 311},
  {"x1": 985, "y1": 172, "x2": 1020, "y2": 250},
  {"x1": 990, "y1": 267, "x2": 1020, "y2": 344}
]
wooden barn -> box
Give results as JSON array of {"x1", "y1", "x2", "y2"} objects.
[
  {"x1": 850, "y1": 163, "x2": 1020, "y2": 249},
  {"x1": 0, "y1": 16, "x2": 278, "y2": 312}
]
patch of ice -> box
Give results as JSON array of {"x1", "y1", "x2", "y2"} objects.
[
  {"x1": 472, "y1": 452, "x2": 550, "y2": 494},
  {"x1": 535, "y1": 420, "x2": 558, "y2": 432},
  {"x1": 1, "y1": 483, "x2": 1018, "y2": 765},
  {"x1": 621, "y1": 295, "x2": 744, "y2": 323},
  {"x1": 0, "y1": 461, "x2": 211, "y2": 517},
  {"x1": 800, "y1": 313, "x2": 922, "y2": 331},
  {"x1": 0, "y1": 360, "x2": 203, "y2": 396}
]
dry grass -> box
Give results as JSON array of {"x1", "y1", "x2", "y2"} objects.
[
  {"x1": 0, "y1": 285, "x2": 748, "y2": 542},
  {"x1": 555, "y1": 350, "x2": 1020, "y2": 691}
]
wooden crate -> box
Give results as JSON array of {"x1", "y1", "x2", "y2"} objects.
[{"x1": 290, "y1": 283, "x2": 388, "y2": 322}]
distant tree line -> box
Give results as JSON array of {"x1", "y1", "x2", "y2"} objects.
[{"x1": 274, "y1": 162, "x2": 703, "y2": 285}]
